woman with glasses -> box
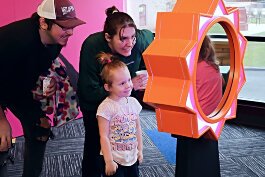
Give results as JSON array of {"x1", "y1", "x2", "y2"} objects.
[{"x1": 77, "y1": 6, "x2": 154, "y2": 177}]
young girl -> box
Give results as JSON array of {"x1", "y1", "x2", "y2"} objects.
[
  {"x1": 176, "y1": 36, "x2": 223, "y2": 177},
  {"x1": 96, "y1": 53, "x2": 143, "y2": 177},
  {"x1": 196, "y1": 35, "x2": 223, "y2": 116}
]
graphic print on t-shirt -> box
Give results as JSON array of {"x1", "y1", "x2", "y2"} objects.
[{"x1": 110, "y1": 113, "x2": 138, "y2": 151}]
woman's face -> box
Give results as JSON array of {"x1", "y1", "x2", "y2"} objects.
[{"x1": 106, "y1": 26, "x2": 136, "y2": 57}]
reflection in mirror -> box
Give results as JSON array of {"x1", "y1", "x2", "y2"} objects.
[
  {"x1": 196, "y1": 23, "x2": 232, "y2": 117},
  {"x1": 196, "y1": 35, "x2": 224, "y2": 116},
  {"x1": 208, "y1": 23, "x2": 230, "y2": 94}
]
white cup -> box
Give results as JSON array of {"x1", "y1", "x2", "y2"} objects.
[
  {"x1": 136, "y1": 70, "x2": 148, "y2": 76},
  {"x1": 136, "y1": 70, "x2": 148, "y2": 90}
]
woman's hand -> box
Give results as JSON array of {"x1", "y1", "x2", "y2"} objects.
[
  {"x1": 132, "y1": 74, "x2": 148, "y2": 91},
  {"x1": 105, "y1": 160, "x2": 118, "y2": 176}
]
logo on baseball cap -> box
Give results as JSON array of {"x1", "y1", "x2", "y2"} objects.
[{"x1": 37, "y1": 0, "x2": 85, "y2": 28}]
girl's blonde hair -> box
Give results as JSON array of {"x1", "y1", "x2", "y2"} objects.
[
  {"x1": 199, "y1": 35, "x2": 220, "y2": 71},
  {"x1": 97, "y1": 52, "x2": 127, "y2": 85}
]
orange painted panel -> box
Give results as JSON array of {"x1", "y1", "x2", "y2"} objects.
[
  {"x1": 144, "y1": 39, "x2": 196, "y2": 57},
  {"x1": 156, "y1": 106, "x2": 197, "y2": 137},
  {"x1": 173, "y1": 0, "x2": 218, "y2": 15},
  {"x1": 156, "y1": 13, "x2": 199, "y2": 40},
  {"x1": 145, "y1": 78, "x2": 190, "y2": 106},
  {"x1": 144, "y1": 55, "x2": 190, "y2": 79}
]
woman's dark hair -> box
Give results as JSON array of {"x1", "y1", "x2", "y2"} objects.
[
  {"x1": 199, "y1": 35, "x2": 220, "y2": 71},
  {"x1": 31, "y1": 12, "x2": 54, "y2": 30},
  {"x1": 103, "y1": 6, "x2": 137, "y2": 39},
  {"x1": 97, "y1": 52, "x2": 127, "y2": 85}
]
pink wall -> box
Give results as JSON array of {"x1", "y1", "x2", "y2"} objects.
[
  {"x1": 62, "y1": 0, "x2": 124, "y2": 70},
  {"x1": 1, "y1": 0, "x2": 124, "y2": 137}
]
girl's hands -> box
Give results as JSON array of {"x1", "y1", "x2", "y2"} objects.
[
  {"x1": 105, "y1": 160, "x2": 118, "y2": 176},
  {"x1": 138, "y1": 150, "x2": 143, "y2": 164}
]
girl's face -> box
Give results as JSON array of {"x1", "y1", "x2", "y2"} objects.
[
  {"x1": 106, "y1": 27, "x2": 136, "y2": 57},
  {"x1": 105, "y1": 67, "x2": 133, "y2": 101}
]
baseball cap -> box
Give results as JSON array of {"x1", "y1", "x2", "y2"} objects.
[{"x1": 37, "y1": 0, "x2": 85, "y2": 28}]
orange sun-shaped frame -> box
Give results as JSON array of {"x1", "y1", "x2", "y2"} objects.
[{"x1": 143, "y1": 0, "x2": 247, "y2": 140}]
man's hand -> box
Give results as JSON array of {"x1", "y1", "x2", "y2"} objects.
[
  {"x1": 44, "y1": 78, "x2": 57, "y2": 97},
  {"x1": 0, "y1": 108, "x2": 12, "y2": 152}
]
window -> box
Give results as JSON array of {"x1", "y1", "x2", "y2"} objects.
[
  {"x1": 126, "y1": 0, "x2": 265, "y2": 67},
  {"x1": 126, "y1": 0, "x2": 177, "y2": 32},
  {"x1": 126, "y1": 0, "x2": 265, "y2": 103},
  {"x1": 139, "y1": 4, "x2": 146, "y2": 26}
]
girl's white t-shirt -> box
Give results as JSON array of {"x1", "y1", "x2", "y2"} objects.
[{"x1": 97, "y1": 97, "x2": 142, "y2": 166}]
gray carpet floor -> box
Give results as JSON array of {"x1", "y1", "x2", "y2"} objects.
[{"x1": 7, "y1": 109, "x2": 265, "y2": 177}]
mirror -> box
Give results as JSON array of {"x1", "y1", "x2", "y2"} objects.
[{"x1": 196, "y1": 23, "x2": 231, "y2": 117}]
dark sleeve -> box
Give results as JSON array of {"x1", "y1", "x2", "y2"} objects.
[
  {"x1": 137, "y1": 29, "x2": 154, "y2": 70},
  {"x1": 77, "y1": 38, "x2": 108, "y2": 112}
]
